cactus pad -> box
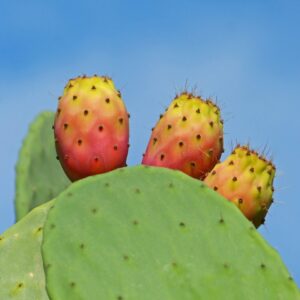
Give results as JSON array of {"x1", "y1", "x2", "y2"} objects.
[
  {"x1": 15, "y1": 112, "x2": 70, "y2": 221},
  {"x1": 42, "y1": 166, "x2": 299, "y2": 299},
  {"x1": 0, "y1": 201, "x2": 53, "y2": 300}
]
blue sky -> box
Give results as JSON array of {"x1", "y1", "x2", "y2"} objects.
[{"x1": 1, "y1": 0, "x2": 300, "y2": 286}]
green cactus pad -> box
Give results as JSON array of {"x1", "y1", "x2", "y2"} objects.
[
  {"x1": 15, "y1": 111, "x2": 70, "y2": 221},
  {"x1": 42, "y1": 166, "x2": 300, "y2": 299},
  {"x1": 0, "y1": 200, "x2": 54, "y2": 300}
]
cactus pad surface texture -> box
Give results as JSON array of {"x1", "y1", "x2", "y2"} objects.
[
  {"x1": 42, "y1": 166, "x2": 300, "y2": 300},
  {"x1": 0, "y1": 201, "x2": 53, "y2": 300},
  {"x1": 15, "y1": 112, "x2": 70, "y2": 221}
]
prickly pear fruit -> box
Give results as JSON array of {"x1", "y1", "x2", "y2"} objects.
[
  {"x1": 142, "y1": 92, "x2": 224, "y2": 179},
  {"x1": 54, "y1": 75, "x2": 129, "y2": 181},
  {"x1": 204, "y1": 145, "x2": 275, "y2": 227}
]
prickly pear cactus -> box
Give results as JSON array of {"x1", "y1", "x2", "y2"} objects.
[
  {"x1": 42, "y1": 166, "x2": 300, "y2": 299},
  {"x1": 15, "y1": 112, "x2": 70, "y2": 221},
  {"x1": 0, "y1": 200, "x2": 53, "y2": 300}
]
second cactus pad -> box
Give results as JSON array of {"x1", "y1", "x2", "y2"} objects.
[
  {"x1": 42, "y1": 166, "x2": 299, "y2": 299},
  {"x1": 15, "y1": 112, "x2": 70, "y2": 221}
]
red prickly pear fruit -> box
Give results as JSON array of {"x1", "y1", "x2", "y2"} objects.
[
  {"x1": 142, "y1": 92, "x2": 224, "y2": 179},
  {"x1": 54, "y1": 75, "x2": 129, "y2": 181},
  {"x1": 204, "y1": 145, "x2": 276, "y2": 228}
]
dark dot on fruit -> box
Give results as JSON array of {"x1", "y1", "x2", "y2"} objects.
[
  {"x1": 73, "y1": 95, "x2": 77, "y2": 100},
  {"x1": 58, "y1": 96, "x2": 61, "y2": 101},
  {"x1": 172, "y1": 261, "x2": 178, "y2": 268},
  {"x1": 56, "y1": 156, "x2": 59, "y2": 160},
  {"x1": 98, "y1": 125, "x2": 104, "y2": 131},
  {"x1": 173, "y1": 103, "x2": 179, "y2": 108},
  {"x1": 167, "y1": 124, "x2": 172, "y2": 129},
  {"x1": 212, "y1": 170, "x2": 216, "y2": 175},
  {"x1": 223, "y1": 263, "x2": 229, "y2": 269},
  {"x1": 70, "y1": 282, "x2": 76, "y2": 288},
  {"x1": 288, "y1": 276, "x2": 293, "y2": 281},
  {"x1": 232, "y1": 176, "x2": 237, "y2": 182},
  {"x1": 18, "y1": 283, "x2": 23, "y2": 288},
  {"x1": 213, "y1": 186, "x2": 218, "y2": 191},
  {"x1": 50, "y1": 224, "x2": 55, "y2": 229},
  {"x1": 196, "y1": 108, "x2": 200, "y2": 114},
  {"x1": 219, "y1": 217, "x2": 224, "y2": 224},
  {"x1": 119, "y1": 118, "x2": 123, "y2": 124},
  {"x1": 94, "y1": 157, "x2": 99, "y2": 162},
  {"x1": 52, "y1": 125, "x2": 54, "y2": 130},
  {"x1": 169, "y1": 183, "x2": 174, "y2": 188},
  {"x1": 153, "y1": 138, "x2": 157, "y2": 145},
  {"x1": 229, "y1": 160, "x2": 234, "y2": 165},
  {"x1": 250, "y1": 167, "x2": 254, "y2": 172},
  {"x1": 80, "y1": 243, "x2": 85, "y2": 249},
  {"x1": 257, "y1": 186, "x2": 262, "y2": 192},
  {"x1": 179, "y1": 141, "x2": 184, "y2": 147},
  {"x1": 114, "y1": 145, "x2": 118, "y2": 151},
  {"x1": 84, "y1": 110, "x2": 89, "y2": 116},
  {"x1": 246, "y1": 151, "x2": 251, "y2": 156},
  {"x1": 105, "y1": 98, "x2": 110, "y2": 103},
  {"x1": 64, "y1": 123, "x2": 68, "y2": 130},
  {"x1": 238, "y1": 198, "x2": 243, "y2": 204},
  {"x1": 260, "y1": 263, "x2": 266, "y2": 269},
  {"x1": 160, "y1": 154, "x2": 165, "y2": 161},
  {"x1": 196, "y1": 134, "x2": 201, "y2": 140},
  {"x1": 159, "y1": 114, "x2": 163, "y2": 119},
  {"x1": 151, "y1": 127, "x2": 154, "y2": 131},
  {"x1": 37, "y1": 227, "x2": 42, "y2": 232},
  {"x1": 123, "y1": 255, "x2": 129, "y2": 261},
  {"x1": 179, "y1": 222, "x2": 185, "y2": 227},
  {"x1": 133, "y1": 220, "x2": 139, "y2": 225},
  {"x1": 182, "y1": 116, "x2": 187, "y2": 121},
  {"x1": 209, "y1": 121, "x2": 214, "y2": 127},
  {"x1": 135, "y1": 188, "x2": 140, "y2": 194},
  {"x1": 118, "y1": 90, "x2": 122, "y2": 97},
  {"x1": 190, "y1": 162, "x2": 196, "y2": 167},
  {"x1": 91, "y1": 85, "x2": 96, "y2": 90},
  {"x1": 91, "y1": 208, "x2": 97, "y2": 214},
  {"x1": 117, "y1": 296, "x2": 123, "y2": 300},
  {"x1": 78, "y1": 139, "x2": 82, "y2": 145},
  {"x1": 68, "y1": 83, "x2": 74, "y2": 88},
  {"x1": 105, "y1": 182, "x2": 110, "y2": 187},
  {"x1": 208, "y1": 149, "x2": 213, "y2": 156}
]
